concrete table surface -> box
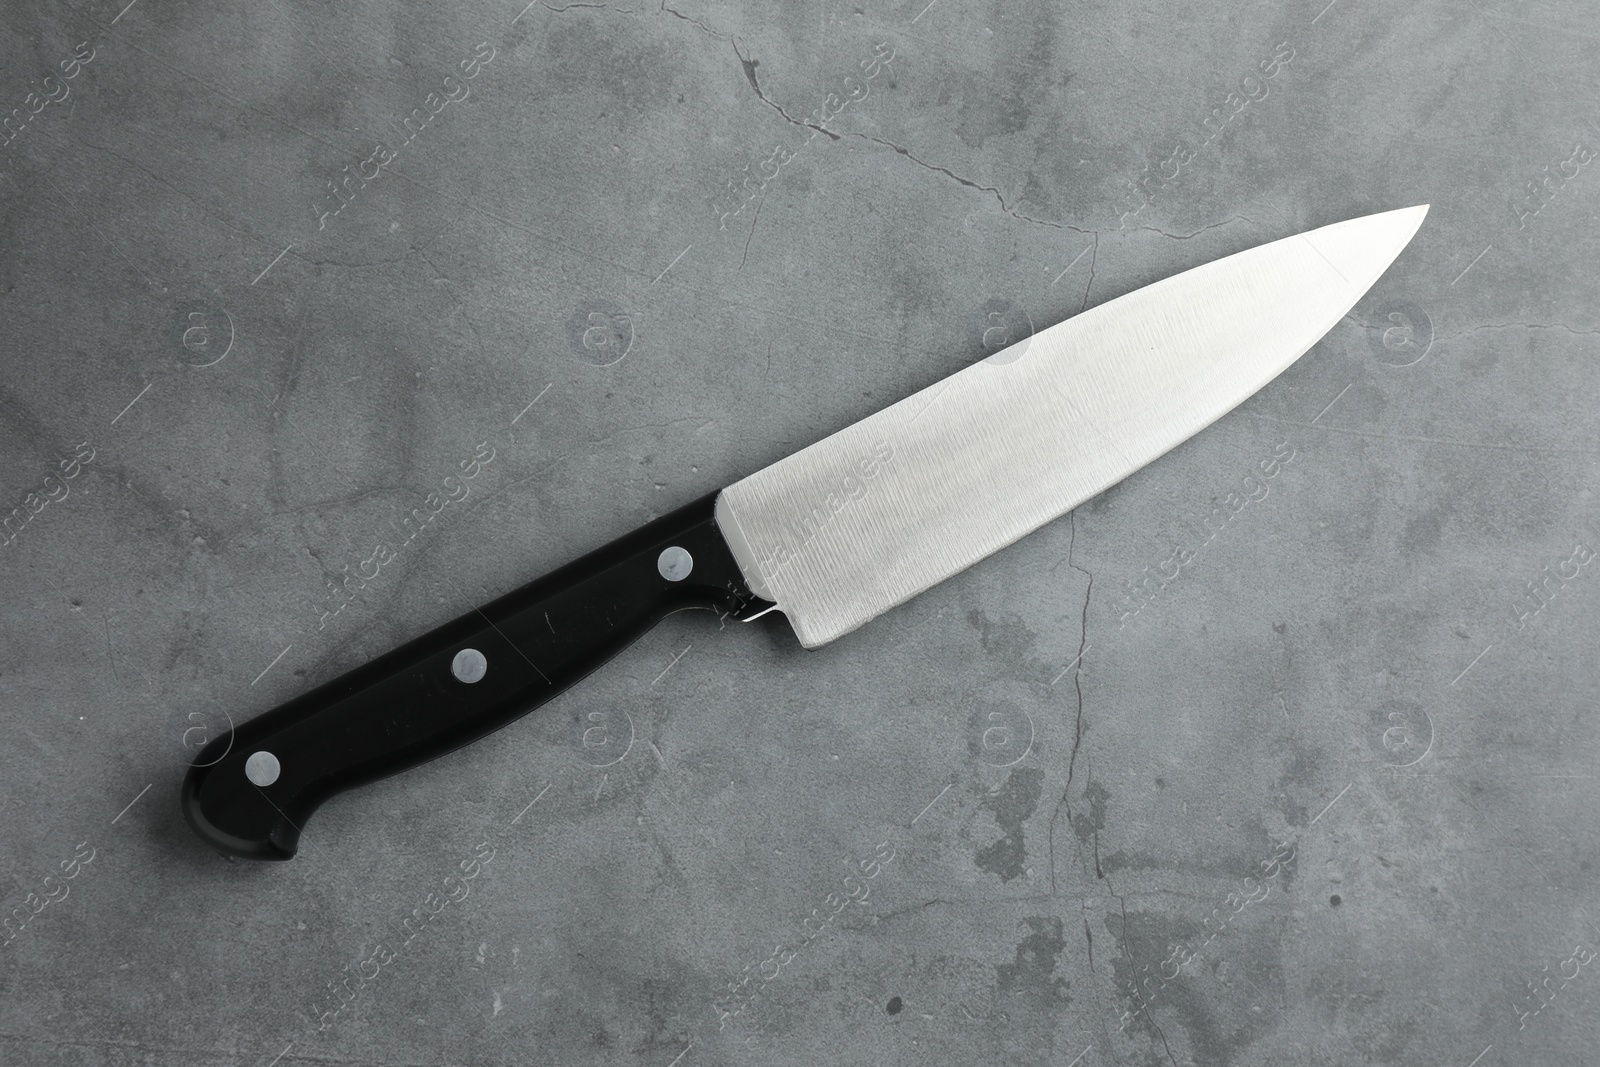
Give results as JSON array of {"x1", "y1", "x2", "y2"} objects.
[{"x1": 1, "y1": 1, "x2": 1597, "y2": 1064}]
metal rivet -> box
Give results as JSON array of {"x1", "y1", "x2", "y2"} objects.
[
  {"x1": 657, "y1": 545, "x2": 694, "y2": 582},
  {"x1": 452, "y1": 648, "x2": 488, "y2": 684},
  {"x1": 245, "y1": 751, "x2": 281, "y2": 787}
]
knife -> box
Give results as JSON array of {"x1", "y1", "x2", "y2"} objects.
[{"x1": 182, "y1": 205, "x2": 1428, "y2": 859}]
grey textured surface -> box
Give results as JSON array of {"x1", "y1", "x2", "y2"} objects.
[{"x1": 1, "y1": 1, "x2": 1596, "y2": 1065}]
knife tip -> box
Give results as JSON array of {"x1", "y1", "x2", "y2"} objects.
[
  {"x1": 1375, "y1": 203, "x2": 1430, "y2": 251},
  {"x1": 1402, "y1": 202, "x2": 1430, "y2": 240}
]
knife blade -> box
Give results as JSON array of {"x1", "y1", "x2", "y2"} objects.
[
  {"x1": 183, "y1": 205, "x2": 1427, "y2": 859},
  {"x1": 718, "y1": 205, "x2": 1430, "y2": 646}
]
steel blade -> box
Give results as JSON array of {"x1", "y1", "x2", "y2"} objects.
[{"x1": 715, "y1": 206, "x2": 1429, "y2": 648}]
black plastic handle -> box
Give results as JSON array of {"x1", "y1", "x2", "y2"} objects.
[{"x1": 182, "y1": 492, "x2": 771, "y2": 860}]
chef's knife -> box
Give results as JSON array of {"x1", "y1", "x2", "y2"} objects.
[{"x1": 182, "y1": 206, "x2": 1428, "y2": 859}]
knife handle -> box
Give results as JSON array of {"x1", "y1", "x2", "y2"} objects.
[{"x1": 181, "y1": 491, "x2": 770, "y2": 860}]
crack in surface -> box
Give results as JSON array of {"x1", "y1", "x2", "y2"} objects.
[
  {"x1": 738, "y1": 193, "x2": 763, "y2": 270},
  {"x1": 850, "y1": 132, "x2": 1093, "y2": 233},
  {"x1": 661, "y1": 0, "x2": 729, "y2": 38},
  {"x1": 1092, "y1": 820, "x2": 1103, "y2": 880},
  {"x1": 538, "y1": 0, "x2": 731, "y2": 39},
  {"x1": 1063, "y1": 510, "x2": 1092, "y2": 793},
  {"x1": 1048, "y1": 512, "x2": 1096, "y2": 895},
  {"x1": 731, "y1": 38, "x2": 839, "y2": 139},
  {"x1": 1080, "y1": 233, "x2": 1098, "y2": 313},
  {"x1": 874, "y1": 898, "x2": 948, "y2": 925},
  {"x1": 539, "y1": 1, "x2": 620, "y2": 11},
  {"x1": 1130, "y1": 214, "x2": 1255, "y2": 240},
  {"x1": 1434, "y1": 322, "x2": 1600, "y2": 342},
  {"x1": 1115, "y1": 894, "x2": 1179, "y2": 1067}
]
